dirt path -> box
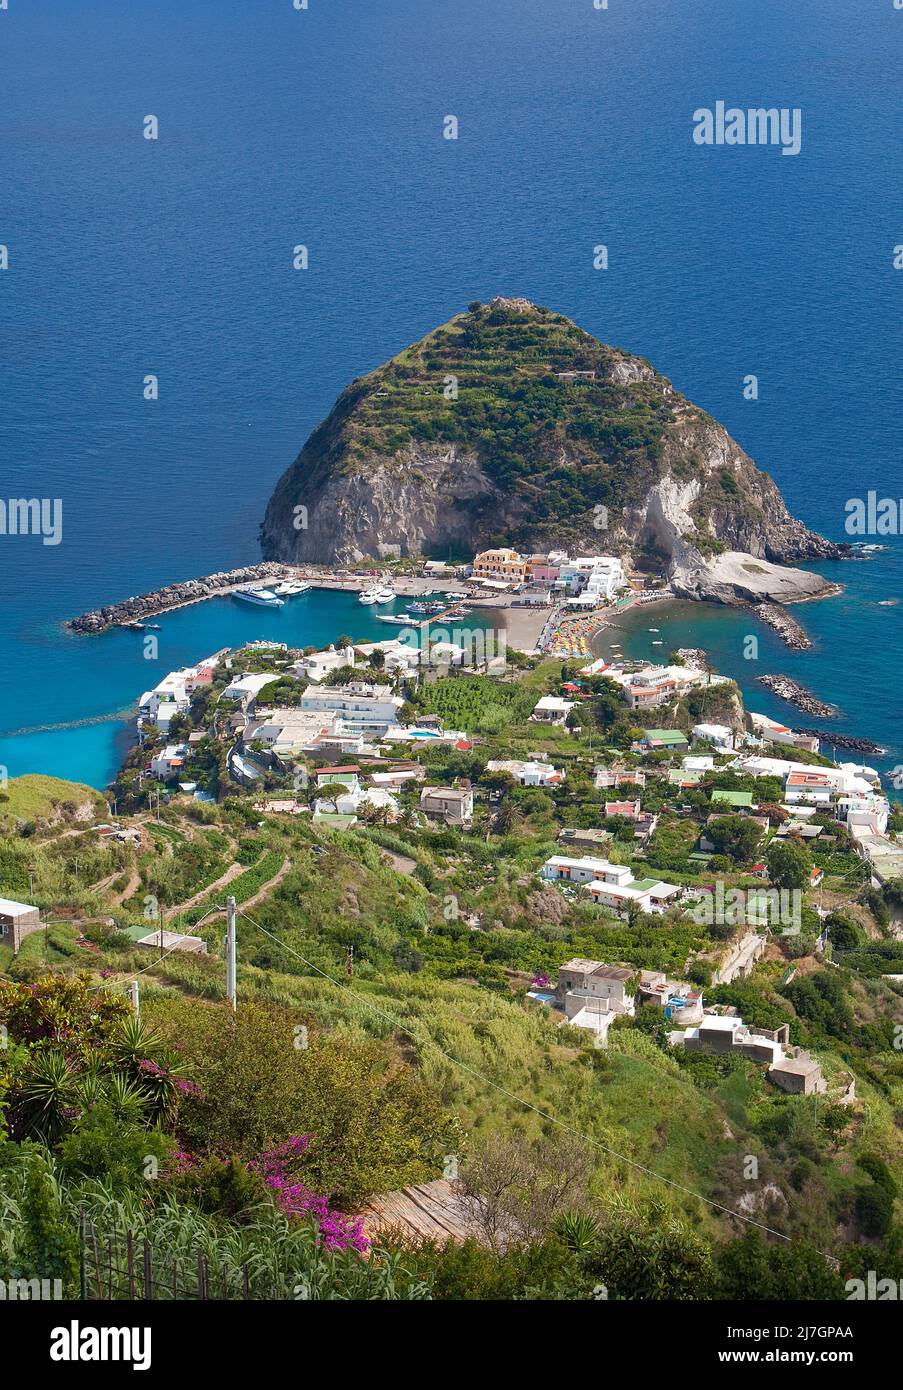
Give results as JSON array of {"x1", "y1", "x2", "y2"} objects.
[{"x1": 380, "y1": 849, "x2": 417, "y2": 876}]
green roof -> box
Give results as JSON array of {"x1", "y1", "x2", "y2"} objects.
[
  {"x1": 711, "y1": 789, "x2": 754, "y2": 808},
  {"x1": 644, "y1": 729, "x2": 688, "y2": 744},
  {"x1": 630, "y1": 877, "x2": 661, "y2": 892}
]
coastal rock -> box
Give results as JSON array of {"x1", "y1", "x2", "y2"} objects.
[
  {"x1": 261, "y1": 299, "x2": 847, "y2": 590},
  {"x1": 670, "y1": 552, "x2": 837, "y2": 608}
]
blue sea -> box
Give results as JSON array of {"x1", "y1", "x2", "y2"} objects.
[{"x1": 1, "y1": 0, "x2": 901, "y2": 789}]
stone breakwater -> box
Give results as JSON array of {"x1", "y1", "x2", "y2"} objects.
[
  {"x1": 755, "y1": 674, "x2": 837, "y2": 718},
  {"x1": 749, "y1": 602, "x2": 813, "y2": 651},
  {"x1": 793, "y1": 728, "x2": 886, "y2": 756},
  {"x1": 67, "y1": 564, "x2": 287, "y2": 634}
]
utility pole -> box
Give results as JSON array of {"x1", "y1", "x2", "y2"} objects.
[
  {"x1": 130, "y1": 980, "x2": 140, "y2": 1018},
  {"x1": 226, "y1": 895, "x2": 237, "y2": 1010}
]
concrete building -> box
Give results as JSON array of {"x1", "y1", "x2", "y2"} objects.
[
  {"x1": 530, "y1": 695, "x2": 576, "y2": 725},
  {"x1": 419, "y1": 784, "x2": 474, "y2": 825},
  {"x1": 299, "y1": 683, "x2": 403, "y2": 735},
  {"x1": 0, "y1": 897, "x2": 42, "y2": 953},
  {"x1": 471, "y1": 548, "x2": 528, "y2": 585},
  {"x1": 137, "y1": 929, "x2": 208, "y2": 956}
]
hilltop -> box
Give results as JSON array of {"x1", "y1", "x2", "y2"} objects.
[{"x1": 261, "y1": 298, "x2": 843, "y2": 603}]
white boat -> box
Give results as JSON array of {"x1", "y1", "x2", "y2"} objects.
[
  {"x1": 446, "y1": 591, "x2": 468, "y2": 601},
  {"x1": 374, "y1": 587, "x2": 395, "y2": 603},
  {"x1": 358, "y1": 588, "x2": 380, "y2": 605},
  {"x1": 274, "y1": 579, "x2": 312, "y2": 596},
  {"x1": 233, "y1": 586, "x2": 284, "y2": 607}
]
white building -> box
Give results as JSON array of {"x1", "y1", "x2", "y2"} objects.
[
  {"x1": 541, "y1": 855, "x2": 680, "y2": 916},
  {"x1": 558, "y1": 556, "x2": 625, "y2": 600},
  {"x1": 299, "y1": 683, "x2": 403, "y2": 734},
  {"x1": 291, "y1": 645, "x2": 356, "y2": 683},
  {"x1": 693, "y1": 722, "x2": 734, "y2": 749},
  {"x1": 149, "y1": 744, "x2": 189, "y2": 780},
  {"x1": 486, "y1": 759, "x2": 564, "y2": 787},
  {"x1": 220, "y1": 672, "x2": 279, "y2": 705},
  {"x1": 138, "y1": 653, "x2": 221, "y2": 728},
  {"x1": 530, "y1": 695, "x2": 576, "y2": 725}
]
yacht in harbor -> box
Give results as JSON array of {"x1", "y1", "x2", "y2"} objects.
[
  {"x1": 359, "y1": 585, "x2": 395, "y2": 604},
  {"x1": 232, "y1": 586, "x2": 285, "y2": 607},
  {"x1": 273, "y1": 578, "x2": 312, "y2": 596}
]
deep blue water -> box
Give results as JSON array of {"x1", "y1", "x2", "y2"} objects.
[{"x1": 1, "y1": 0, "x2": 901, "y2": 788}]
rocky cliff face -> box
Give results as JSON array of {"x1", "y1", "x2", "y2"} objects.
[{"x1": 261, "y1": 298, "x2": 844, "y2": 601}]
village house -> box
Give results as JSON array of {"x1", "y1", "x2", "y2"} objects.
[
  {"x1": 0, "y1": 897, "x2": 42, "y2": 953},
  {"x1": 290, "y1": 644, "x2": 356, "y2": 683},
  {"x1": 553, "y1": 958, "x2": 636, "y2": 1044},
  {"x1": 419, "y1": 784, "x2": 474, "y2": 825},
  {"x1": 604, "y1": 800, "x2": 658, "y2": 843},
  {"x1": 749, "y1": 711, "x2": 820, "y2": 754},
  {"x1": 485, "y1": 758, "x2": 564, "y2": 787},
  {"x1": 594, "y1": 767, "x2": 646, "y2": 790},
  {"x1": 692, "y1": 722, "x2": 735, "y2": 750},
  {"x1": 540, "y1": 855, "x2": 680, "y2": 916},
  {"x1": 314, "y1": 767, "x2": 361, "y2": 793},
  {"x1": 530, "y1": 695, "x2": 576, "y2": 725},
  {"x1": 149, "y1": 744, "x2": 189, "y2": 780},
  {"x1": 639, "y1": 728, "x2": 690, "y2": 752},
  {"x1": 671, "y1": 1013, "x2": 827, "y2": 1095}
]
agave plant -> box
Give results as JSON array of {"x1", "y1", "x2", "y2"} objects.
[
  {"x1": 19, "y1": 1049, "x2": 78, "y2": 1143},
  {"x1": 107, "y1": 1015, "x2": 191, "y2": 1123},
  {"x1": 556, "y1": 1209, "x2": 603, "y2": 1257}
]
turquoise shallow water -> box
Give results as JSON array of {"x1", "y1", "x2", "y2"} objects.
[
  {"x1": 593, "y1": 551, "x2": 903, "y2": 780},
  {"x1": 0, "y1": 592, "x2": 494, "y2": 789}
]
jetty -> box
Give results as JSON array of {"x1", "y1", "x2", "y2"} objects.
[
  {"x1": 68, "y1": 564, "x2": 288, "y2": 634},
  {"x1": 755, "y1": 674, "x2": 836, "y2": 719},
  {"x1": 750, "y1": 602, "x2": 813, "y2": 651}
]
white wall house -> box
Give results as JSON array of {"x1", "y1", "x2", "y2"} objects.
[
  {"x1": 486, "y1": 759, "x2": 564, "y2": 787},
  {"x1": 541, "y1": 855, "x2": 680, "y2": 916},
  {"x1": 291, "y1": 645, "x2": 356, "y2": 683},
  {"x1": 530, "y1": 695, "x2": 575, "y2": 725},
  {"x1": 299, "y1": 683, "x2": 403, "y2": 734}
]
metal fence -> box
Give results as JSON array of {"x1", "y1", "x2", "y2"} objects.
[{"x1": 80, "y1": 1216, "x2": 255, "y2": 1301}]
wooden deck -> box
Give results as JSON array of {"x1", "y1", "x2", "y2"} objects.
[{"x1": 360, "y1": 1179, "x2": 481, "y2": 1244}]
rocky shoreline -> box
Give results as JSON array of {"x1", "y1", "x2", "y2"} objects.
[
  {"x1": 755, "y1": 674, "x2": 837, "y2": 718},
  {"x1": 67, "y1": 564, "x2": 287, "y2": 634}
]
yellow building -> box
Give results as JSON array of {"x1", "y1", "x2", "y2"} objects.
[{"x1": 472, "y1": 548, "x2": 528, "y2": 584}]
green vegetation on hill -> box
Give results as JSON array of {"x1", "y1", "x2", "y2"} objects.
[{"x1": 342, "y1": 301, "x2": 676, "y2": 544}]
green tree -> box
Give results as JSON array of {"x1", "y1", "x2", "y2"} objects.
[{"x1": 767, "y1": 838, "x2": 812, "y2": 890}]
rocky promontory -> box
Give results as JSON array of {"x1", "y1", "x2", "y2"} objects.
[
  {"x1": 261, "y1": 298, "x2": 848, "y2": 608},
  {"x1": 68, "y1": 563, "x2": 286, "y2": 634}
]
